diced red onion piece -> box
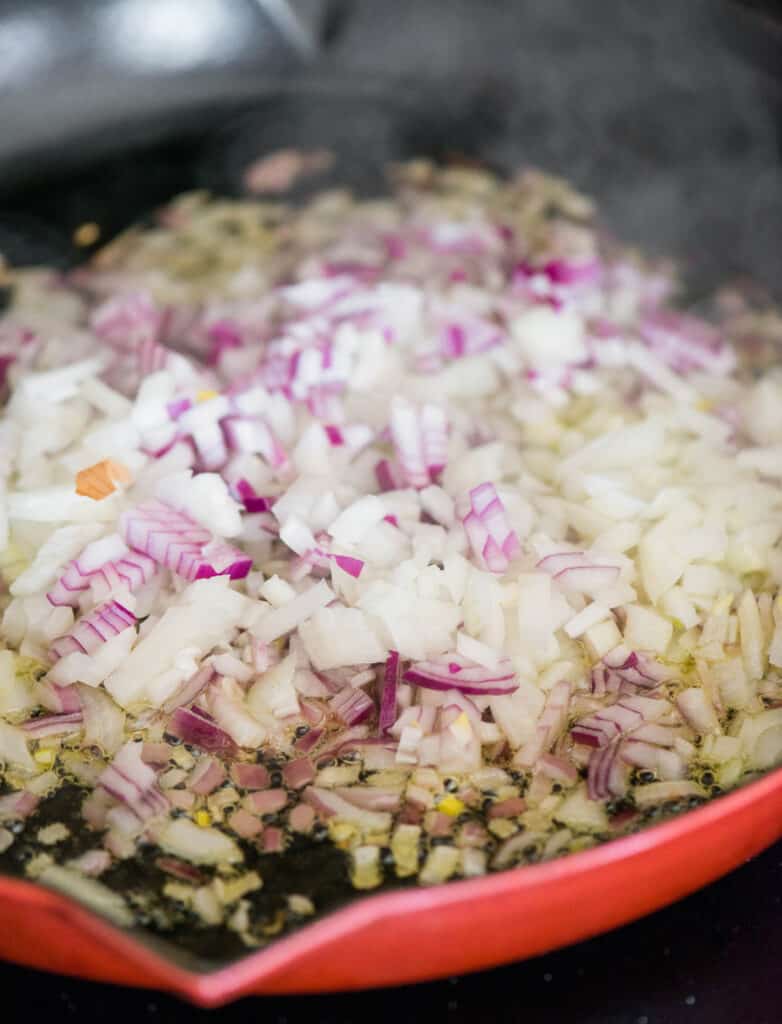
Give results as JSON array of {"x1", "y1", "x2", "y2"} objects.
[
  {"x1": 329, "y1": 686, "x2": 375, "y2": 726},
  {"x1": 375, "y1": 458, "x2": 406, "y2": 492},
  {"x1": 50, "y1": 599, "x2": 135, "y2": 661},
  {"x1": 428, "y1": 811, "x2": 454, "y2": 837},
  {"x1": 536, "y1": 551, "x2": 587, "y2": 574},
  {"x1": 302, "y1": 786, "x2": 391, "y2": 830},
  {"x1": 47, "y1": 539, "x2": 157, "y2": 608},
  {"x1": 91, "y1": 290, "x2": 162, "y2": 350},
  {"x1": 162, "y1": 665, "x2": 216, "y2": 715},
  {"x1": 640, "y1": 309, "x2": 735, "y2": 376},
  {"x1": 462, "y1": 483, "x2": 520, "y2": 573},
  {"x1": 120, "y1": 500, "x2": 251, "y2": 583},
  {"x1": 288, "y1": 803, "x2": 315, "y2": 833},
  {"x1": 141, "y1": 742, "x2": 172, "y2": 767},
  {"x1": 167, "y1": 789, "x2": 195, "y2": 811},
  {"x1": 403, "y1": 653, "x2": 516, "y2": 695},
  {"x1": 332, "y1": 554, "x2": 364, "y2": 578},
  {"x1": 222, "y1": 416, "x2": 290, "y2": 473},
  {"x1": 81, "y1": 789, "x2": 112, "y2": 831},
  {"x1": 188, "y1": 757, "x2": 227, "y2": 795},
  {"x1": 537, "y1": 550, "x2": 621, "y2": 592},
  {"x1": 487, "y1": 796, "x2": 527, "y2": 818},
  {"x1": 538, "y1": 753, "x2": 579, "y2": 784},
  {"x1": 230, "y1": 763, "x2": 270, "y2": 790},
  {"x1": 33, "y1": 680, "x2": 82, "y2": 714},
  {"x1": 389, "y1": 397, "x2": 448, "y2": 489},
  {"x1": 231, "y1": 478, "x2": 274, "y2": 514},
  {"x1": 572, "y1": 700, "x2": 645, "y2": 748},
  {"x1": 228, "y1": 808, "x2": 263, "y2": 839},
  {"x1": 333, "y1": 786, "x2": 402, "y2": 812},
  {"x1": 587, "y1": 741, "x2": 627, "y2": 801},
  {"x1": 0, "y1": 791, "x2": 39, "y2": 822},
  {"x1": 295, "y1": 727, "x2": 323, "y2": 753},
  {"x1": 167, "y1": 706, "x2": 237, "y2": 756},
  {"x1": 155, "y1": 856, "x2": 206, "y2": 883},
  {"x1": 299, "y1": 699, "x2": 327, "y2": 726},
  {"x1": 391, "y1": 704, "x2": 437, "y2": 739},
  {"x1": 314, "y1": 725, "x2": 371, "y2": 765},
  {"x1": 191, "y1": 541, "x2": 253, "y2": 581},
  {"x1": 621, "y1": 739, "x2": 665, "y2": 770},
  {"x1": 21, "y1": 710, "x2": 83, "y2": 737},
  {"x1": 244, "y1": 788, "x2": 288, "y2": 815},
  {"x1": 281, "y1": 757, "x2": 315, "y2": 790},
  {"x1": 98, "y1": 741, "x2": 169, "y2": 822},
  {"x1": 380, "y1": 650, "x2": 401, "y2": 735},
  {"x1": 261, "y1": 826, "x2": 285, "y2": 853}
]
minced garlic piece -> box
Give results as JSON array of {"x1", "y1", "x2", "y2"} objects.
[
  {"x1": 288, "y1": 894, "x2": 315, "y2": 916},
  {"x1": 419, "y1": 846, "x2": 460, "y2": 885},
  {"x1": 37, "y1": 823, "x2": 69, "y2": 845},
  {"x1": 391, "y1": 824, "x2": 421, "y2": 878},
  {"x1": 350, "y1": 845, "x2": 382, "y2": 889}
]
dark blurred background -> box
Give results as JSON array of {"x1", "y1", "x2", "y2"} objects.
[{"x1": 1, "y1": 0, "x2": 781, "y2": 299}]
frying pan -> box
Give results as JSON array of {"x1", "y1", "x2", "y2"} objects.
[{"x1": 1, "y1": 0, "x2": 782, "y2": 1005}]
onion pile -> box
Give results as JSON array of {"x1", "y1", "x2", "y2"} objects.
[{"x1": 1, "y1": 160, "x2": 782, "y2": 942}]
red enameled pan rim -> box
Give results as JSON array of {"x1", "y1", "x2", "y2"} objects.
[{"x1": 1, "y1": 764, "x2": 780, "y2": 1005}]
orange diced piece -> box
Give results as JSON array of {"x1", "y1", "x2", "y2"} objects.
[{"x1": 75, "y1": 459, "x2": 131, "y2": 500}]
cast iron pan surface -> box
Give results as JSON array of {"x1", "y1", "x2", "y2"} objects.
[{"x1": 1, "y1": 0, "x2": 782, "y2": 1018}]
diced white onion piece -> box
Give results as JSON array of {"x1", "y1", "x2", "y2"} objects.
[
  {"x1": 676, "y1": 688, "x2": 719, "y2": 735},
  {"x1": 358, "y1": 582, "x2": 459, "y2": 661},
  {"x1": 260, "y1": 575, "x2": 297, "y2": 608},
  {"x1": 583, "y1": 619, "x2": 623, "y2": 661},
  {"x1": 49, "y1": 628, "x2": 136, "y2": 688},
  {"x1": 622, "y1": 605, "x2": 673, "y2": 655},
  {"x1": 38, "y1": 866, "x2": 133, "y2": 926},
  {"x1": 456, "y1": 631, "x2": 501, "y2": 669},
  {"x1": 0, "y1": 650, "x2": 36, "y2": 716},
  {"x1": 299, "y1": 607, "x2": 387, "y2": 670},
  {"x1": 15, "y1": 357, "x2": 106, "y2": 404},
  {"x1": 633, "y1": 781, "x2": 705, "y2": 809},
  {"x1": 661, "y1": 587, "x2": 699, "y2": 630},
  {"x1": 8, "y1": 488, "x2": 120, "y2": 523},
  {"x1": 105, "y1": 578, "x2": 249, "y2": 707},
  {"x1": 564, "y1": 602, "x2": 609, "y2": 639},
  {"x1": 252, "y1": 581, "x2": 335, "y2": 644},
  {"x1": 247, "y1": 654, "x2": 300, "y2": 720},
  {"x1": 737, "y1": 589, "x2": 765, "y2": 681},
  {"x1": 156, "y1": 470, "x2": 242, "y2": 537},
  {"x1": 489, "y1": 679, "x2": 545, "y2": 749},
  {"x1": 10, "y1": 524, "x2": 105, "y2": 597},
  {"x1": 512, "y1": 308, "x2": 587, "y2": 371},
  {"x1": 0, "y1": 720, "x2": 34, "y2": 772},
  {"x1": 78, "y1": 683, "x2": 126, "y2": 754},
  {"x1": 208, "y1": 677, "x2": 267, "y2": 746},
  {"x1": 711, "y1": 657, "x2": 751, "y2": 710},
  {"x1": 420, "y1": 485, "x2": 455, "y2": 527},
  {"x1": 156, "y1": 818, "x2": 242, "y2": 865},
  {"x1": 328, "y1": 495, "x2": 386, "y2": 546}
]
